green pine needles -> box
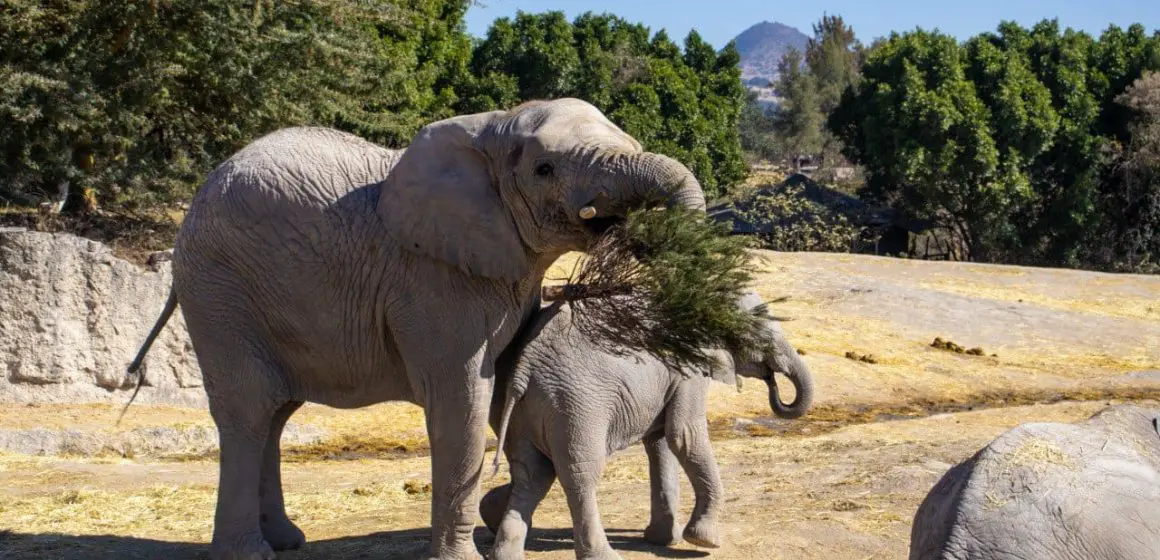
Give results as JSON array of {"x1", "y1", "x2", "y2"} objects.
[{"x1": 559, "y1": 206, "x2": 768, "y2": 374}]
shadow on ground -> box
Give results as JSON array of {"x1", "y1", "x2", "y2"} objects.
[{"x1": 0, "y1": 527, "x2": 709, "y2": 559}]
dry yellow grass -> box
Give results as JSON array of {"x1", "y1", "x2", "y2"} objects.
[
  {"x1": 2, "y1": 403, "x2": 212, "y2": 432},
  {"x1": 284, "y1": 402, "x2": 432, "y2": 460},
  {"x1": 1003, "y1": 438, "x2": 1073, "y2": 469},
  {"x1": 918, "y1": 276, "x2": 1160, "y2": 321},
  {"x1": 3, "y1": 400, "x2": 1156, "y2": 559}
]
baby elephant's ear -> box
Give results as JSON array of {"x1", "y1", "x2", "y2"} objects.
[
  {"x1": 379, "y1": 111, "x2": 530, "y2": 282},
  {"x1": 706, "y1": 349, "x2": 737, "y2": 386}
]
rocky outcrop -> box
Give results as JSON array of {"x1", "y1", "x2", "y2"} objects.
[{"x1": 0, "y1": 228, "x2": 205, "y2": 406}]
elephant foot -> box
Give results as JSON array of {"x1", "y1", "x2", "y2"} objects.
[
  {"x1": 261, "y1": 514, "x2": 306, "y2": 551},
  {"x1": 487, "y1": 541, "x2": 525, "y2": 560},
  {"x1": 426, "y1": 542, "x2": 484, "y2": 560},
  {"x1": 479, "y1": 484, "x2": 512, "y2": 535},
  {"x1": 643, "y1": 520, "x2": 683, "y2": 546},
  {"x1": 578, "y1": 547, "x2": 623, "y2": 560},
  {"x1": 682, "y1": 516, "x2": 721, "y2": 549},
  {"x1": 209, "y1": 531, "x2": 276, "y2": 560},
  {"x1": 488, "y1": 518, "x2": 531, "y2": 560}
]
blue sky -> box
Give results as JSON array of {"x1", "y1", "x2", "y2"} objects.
[{"x1": 465, "y1": 0, "x2": 1159, "y2": 48}]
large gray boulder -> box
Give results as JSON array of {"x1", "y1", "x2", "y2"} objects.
[{"x1": 0, "y1": 228, "x2": 205, "y2": 406}]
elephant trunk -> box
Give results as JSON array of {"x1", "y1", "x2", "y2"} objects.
[
  {"x1": 616, "y1": 152, "x2": 707, "y2": 212},
  {"x1": 764, "y1": 351, "x2": 815, "y2": 420}
]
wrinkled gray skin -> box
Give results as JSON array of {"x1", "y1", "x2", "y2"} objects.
[
  {"x1": 478, "y1": 291, "x2": 815, "y2": 560},
  {"x1": 127, "y1": 98, "x2": 708, "y2": 560},
  {"x1": 910, "y1": 404, "x2": 1160, "y2": 560}
]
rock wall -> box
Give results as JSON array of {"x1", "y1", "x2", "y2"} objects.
[{"x1": 0, "y1": 228, "x2": 205, "y2": 406}]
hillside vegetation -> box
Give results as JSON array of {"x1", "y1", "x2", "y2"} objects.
[
  {"x1": 4, "y1": 2, "x2": 1158, "y2": 275},
  {"x1": 1, "y1": 0, "x2": 746, "y2": 213},
  {"x1": 743, "y1": 16, "x2": 1160, "y2": 273}
]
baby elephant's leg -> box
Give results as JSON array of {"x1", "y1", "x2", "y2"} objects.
[
  {"x1": 479, "y1": 483, "x2": 511, "y2": 535},
  {"x1": 666, "y1": 417, "x2": 724, "y2": 548},
  {"x1": 556, "y1": 452, "x2": 621, "y2": 560},
  {"x1": 642, "y1": 430, "x2": 683, "y2": 546},
  {"x1": 489, "y1": 444, "x2": 555, "y2": 560}
]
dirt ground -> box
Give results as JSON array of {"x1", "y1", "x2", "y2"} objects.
[{"x1": 1, "y1": 251, "x2": 1158, "y2": 559}]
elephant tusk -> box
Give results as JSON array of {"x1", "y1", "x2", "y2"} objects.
[{"x1": 579, "y1": 206, "x2": 597, "y2": 220}]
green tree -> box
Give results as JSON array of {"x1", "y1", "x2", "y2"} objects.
[
  {"x1": 703, "y1": 41, "x2": 749, "y2": 189},
  {"x1": 773, "y1": 48, "x2": 824, "y2": 162},
  {"x1": 805, "y1": 14, "x2": 864, "y2": 170},
  {"x1": 682, "y1": 30, "x2": 717, "y2": 73},
  {"x1": 471, "y1": 11, "x2": 580, "y2": 101},
  {"x1": 830, "y1": 19, "x2": 1160, "y2": 268},
  {"x1": 1014, "y1": 21, "x2": 1107, "y2": 264},
  {"x1": 649, "y1": 29, "x2": 682, "y2": 61},
  {"x1": 738, "y1": 91, "x2": 780, "y2": 162},
  {"x1": 806, "y1": 14, "x2": 863, "y2": 115},
  {"x1": 569, "y1": 12, "x2": 651, "y2": 111},
  {"x1": 0, "y1": 0, "x2": 474, "y2": 212},
  {"x1": 760, "y1": 14, "x2": 863, "y2": 169},
  {"x1": 1101, "y1": 71, "x2": 1160, "y2": 271},
  {"x1": 830, "y1": 29, "x2": 1051, "y2": 260},
  {"x1": 470, "y1": 11, "x2": 748, "y2": 198}
]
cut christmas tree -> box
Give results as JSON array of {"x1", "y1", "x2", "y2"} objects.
[{"x1": 543, "y1": 206, "x2": 771, "y2": 374}]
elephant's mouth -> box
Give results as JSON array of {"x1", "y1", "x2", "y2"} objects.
[{"x1": 584, "y1": 216, "x2": 622, "y2": 236}]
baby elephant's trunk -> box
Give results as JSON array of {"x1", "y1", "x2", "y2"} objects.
[{"x1": 765, "y1": 350, "x2": 815, "y2": 420}]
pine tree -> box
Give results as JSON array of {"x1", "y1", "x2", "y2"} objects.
[{"x1": 773, "y1": 48, "x2": 824, "y2": 164}]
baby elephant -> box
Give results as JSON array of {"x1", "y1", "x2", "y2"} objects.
[
  {"x1": 480, "y1": 292, "x2": 815, "y2": 560},
  {"x1": 910, "y1": 404, "x2": 1160, "y2": 560}
]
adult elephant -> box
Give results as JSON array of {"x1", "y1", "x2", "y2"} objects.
[{"x1": 127, "y1": 98, "x2": 707, "y2": 560}]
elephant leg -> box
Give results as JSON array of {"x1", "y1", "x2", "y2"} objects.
[
  {"x1": 666, "y1": 421, "x2": 723, "y2": 549},
  {"x1": 556, "y1": 456, "x2": 620, "y2": 560},
  {"x1": 489, "y1": 445, "x2": 556, "y2": 560},
  {"x1": 424, "y1": 375, "x2": 491, "y2": 560},
  {"x1": 259, "y1": 400, "x2": 305, "y2": 551},
  {"x1": 642, "y1": 430, "x2": 683, "y2": 546},
  {"x1": 479, "y1": 483, "x2": 511, "y2": 536},
  {"x1": 205, "y1": 359, "x2": 288, "y2": 560}
]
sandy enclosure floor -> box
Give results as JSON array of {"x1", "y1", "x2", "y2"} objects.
[{"x1": 1, "y1": 251, "x2": 1157, "y2": 559}]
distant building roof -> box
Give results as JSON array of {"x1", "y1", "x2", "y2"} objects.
[{"x1": 708, "y1": 173, "x2": 928, "y2": 234}]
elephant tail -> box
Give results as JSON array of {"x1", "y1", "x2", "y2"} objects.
[
  {"x1": 488, "y1": 370, "x2": 533, "y2": 480},
  {"x1": 487, "y1": 396, "x2": 515, "y2": 479},
  {"x1": 116, "y1": 288, "x2": 179, "y2": 427}
]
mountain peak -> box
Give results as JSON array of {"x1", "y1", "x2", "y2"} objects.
[{"x1": 733, "y1": 20, "x2": 809, "y2": 86}]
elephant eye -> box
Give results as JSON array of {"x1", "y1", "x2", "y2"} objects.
[{"x1": 534, "y1": 162, "x2": 554, "y2": 177}]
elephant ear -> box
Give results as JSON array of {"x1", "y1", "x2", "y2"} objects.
[
  {"x1": 379, "y1": 111, "x2": 530, "y2": 282},
  {"x1": 705, "y1": 349, "x2": 737, "y2": 386}
]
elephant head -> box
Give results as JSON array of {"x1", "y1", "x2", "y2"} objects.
[
  {"x1": 718, "y1": 292, "x2": 816, "y2": 420},
  {"x1": 379, "y1": 98, "x2": 707, "y2": 282}
]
